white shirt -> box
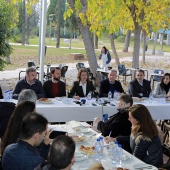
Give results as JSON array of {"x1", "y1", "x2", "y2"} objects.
[{"x1": 79, "y1": 82, "x2": 87, "y2": 96}]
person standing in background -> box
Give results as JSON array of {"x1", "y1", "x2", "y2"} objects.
[{"x1": 99, "y1": 46, "x2": 111, "y2": 69}]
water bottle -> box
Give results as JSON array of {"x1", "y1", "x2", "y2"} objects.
[
  {"x1": 108, "y1": 91, "x2": 112, "y2": 100},
  {"x1": 149, "y1": 91, "x2": 153, "y2": 103},
  {"x1": 94, "y1": 138, "x2": 101, "y2": 161},
  {"x1": 99, "y1": 136, "x2": 104, "y2": 159},
  {"x1": 87, "y1": 91, "x2": 92, "y2": 100},
  {"x1": 114, "y1": 90, "x2": 120, "y2": 100},
  {"x1": 117, "y1": 144, "x2": 123, "y2": 167},
  {"x1": 111, "y1": 142, "x2": 118, "y2": 167}
]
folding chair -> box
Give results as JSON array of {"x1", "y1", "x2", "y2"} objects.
[{"x1": 118, "y1": 64, "x2": 132, "y2": 84}]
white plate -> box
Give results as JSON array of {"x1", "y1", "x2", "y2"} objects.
[
  {"x1": 74, "y1": 153, "x2": 87, "y2": 162},
  {"x1": 38, "y1": 100, "x2": 53, "y2": 104},
  {"x1": 133, "y1": 163, "x2": 157, "y2": 169},
  {"x1": 122, "y1": 154, "x2": 130, "y2": 161},
  {"x1": 55, "y1": 97, "x2": 62, "y2": 101},
  {"x1": 73, "y1": 127, "x2": 90, "y2": 133},
  {"x1": 69, "y1": 134, "x2": 86, "y2": 143},
  {"x1": 79, "y1": 145, "x2": 94, "y2": 155}
]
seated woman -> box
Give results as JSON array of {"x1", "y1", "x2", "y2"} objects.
[
  {"x1": 1, "y1": 101, "x2": 35, "y2": 155},
  {"x1": 105, "y1": 104, "x2": 163, "y2": 167},
  {"x1": 93, "y1": 94, "x2": 133, "y2": 138},
  {"x1": 68, "y1": 68, "x2": 97, "y2": 100},
  {"x1": 153, "y1": 73, "x2": 170, "y2": 98}
]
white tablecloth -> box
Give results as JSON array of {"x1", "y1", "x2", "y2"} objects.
[
  {"x1": 1, "y1": 98, "x2": 170, "y2": 122},
  {"x1": 36, "y1": 99, "x2": 103, "y2": 122},
  {"x1": 103, "y1": 98, "x2": 170, "y2": 120},
  {"x1": 53, "y1": 123, "x2": 157, "y2": 170}
]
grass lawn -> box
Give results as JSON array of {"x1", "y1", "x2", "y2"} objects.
[{"x1": 5, "y1": 36, "x2": 170, "y2": 70}]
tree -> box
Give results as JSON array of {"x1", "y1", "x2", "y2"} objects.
[
  {"x1": 67, "y1": 0, "x2": 98, "y2": 76},
  {"x1": 21, "y1": 0, "x2": 26, "y2": 45},
  {"x1": 56, "y1": 0, "x2": 61, "y2": 48},
  {"x1": 0, "y1": 0, "x2": 18, "y2": 70},
  {"x1": 123, "y1": 30, "x2": 131, "y2": 52},
  {"x1": 77, "y1": 0, "x2": 170, "y2": 68}
]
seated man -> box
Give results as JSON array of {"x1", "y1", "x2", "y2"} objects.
[
  {"x1": 0, "y1": 85, "x2": 3, "y2": 99},
  {"x1": 43, "y1": 67, "x2": 66, "y2": 98},
  {"x1": 2, "y1": 112, "x2": 52, "y2": 170},
  {"x1": 35, "y1": 135, "x2": 75, "y2": 170},
  {"x1": 93, "y1": 94, "x2": 132, "y2": 138},
  {"x1": 99, "y1": 69, "x2": 124, "y2": 97},
  {"x1": 18, "y1": 89, "x2": 37, "y2": 104},
  {"x1": 13, "y1": 67, "x2": 44, "y2": 99},
  {"x1": 129, "y1": 69, "x2": 151, "y2": 98}
]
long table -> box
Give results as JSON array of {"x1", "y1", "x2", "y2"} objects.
[
  {"x1": 2, "y1": 98, "x2": 170, "y2": 122},
  {"x1": 103, "y1": 99, "x2": 170, "y2": 120},
  {"x1": 36, "y1": 99, "x2": 103, "y2": 122},
  {"x1": 52, "y1": 122, "x2": 158, "y2": 170}
]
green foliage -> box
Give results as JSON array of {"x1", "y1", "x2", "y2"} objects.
[{"x1": 0, "y1": 0, "x2": 18, "y2": 70}]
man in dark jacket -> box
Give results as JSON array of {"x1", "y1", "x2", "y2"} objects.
[
  {"x1": 12, "y1": 67, "x2": 44, "y2": 99},
  {"x1": 2, "y1": 113, "x2": 52, "y2": 170},
  {"x1": 94, "y1": 94, "x2": 133, "y2": 138},
  {"x1": 43, "y1": 67, "x2": 66, "y2": 98},
  {"x1": 35, "y1": 136, "x2": 75, "y2": 170},
  {"x1": 99, "y1": 69, "x2": 124, "y2": 97},
  {"x1": 129, "y1": 69, "x2": 151, "y2": 98}
]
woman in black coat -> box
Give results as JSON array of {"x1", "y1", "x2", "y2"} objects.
[{"x1": 68, "y1": 68, "x2": 97, "y2": 100}]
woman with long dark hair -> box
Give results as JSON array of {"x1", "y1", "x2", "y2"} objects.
[
  {"x1": 1, "y1": 101, "x2": 35, "y2": 155},
  {"x1": 99, "y1": 46, "x2": 111, "y2": 69},
  {"x1": 105, "y1": 104, "x2": 163, "y2": 167},
  {"x1": 154, "y1": 73, "x2": 170, "y2": 98}
]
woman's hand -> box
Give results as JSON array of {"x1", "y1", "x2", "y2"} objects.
[
  {"x1": 44, "y1": 128, "x2": 53, "y2": 145},
  {"x1": 73, "y1": 96, "x2": 80, "y2": 100},
  {"x1": 104, "y1": 136, "x2": 116, "y2": 144}
]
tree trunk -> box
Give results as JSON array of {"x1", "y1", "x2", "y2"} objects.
[
  {"x1": 56, "y1": 0, "x2": 61, "y2": 48},
  {"x1": 132, "y1": 26, "x2": 142, "y2": 68},
  {"x1": 94, "y1": 33, "x2": 98, "y2": 49},
  {"x1": 26, "y1": 16, "x2": 30, "y2": 44},
  {"x1": 22, "y1": 0, "x2": 26, "y2": 45},
  {"x1": 123, "y1": 30, "x2": 131, "y2": 52},
  {"x1": 142, "y1": 29, "x2": 146, "y2": 64},
  {"x1": 110, "y1": 33, "x2": 120, "y2": 65},
  {"x1": 67, "y1": 0, "x2": 98, "y2": 78},
  {"x1": 152, "y1": 32, "x2": 158, "y2": 55},
  {"x1": 69, "y1": 31, "x2": 72, "y2": 49},
  {"x1": 161, "y1": 32, "x2": 164, "y2": 51}
]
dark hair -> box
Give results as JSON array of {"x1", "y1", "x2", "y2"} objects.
[
  {"x1": 129, "y1": 104, "x2": 158, "y2": 139},
  {"x1": 160, "y1": 73, "x2": 170, "y2": 90},
  {"x1": 102, "y1": 46, "x2": 108, "y2": 54},
  {"x1": 77, "y1": 68, "x2": 89, "y2": 82},
  {"x1": 118, "y1": 94, "x2": 133, "y2": 106},
  {"x1": 49, "y1": 135, "x2": 75, "y2": 169},
  {"x1": 136, "y1": 69, "x2": 145, "y2": 75},
  {"x1": 26, "y1": 67, "x2": 36, "y2": 74},
  {"x1": 50, "y1": 67, "x2": 61, "y2": 74},
  {"x1": 19, "y1": 112, "x2": 48, "y2": 140},
  {"x1": 2, "y1": 101, "x2": 35, "y2": 155}
]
